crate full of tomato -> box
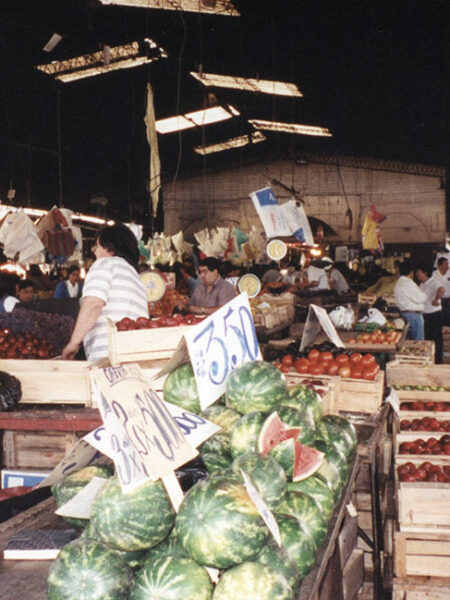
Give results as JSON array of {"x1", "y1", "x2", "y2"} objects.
[{"x1": 274, "y1": 343, "x2": 384, "y2": 415}]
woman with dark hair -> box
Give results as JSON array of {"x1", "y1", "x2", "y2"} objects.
[
  {"x1": 62, "y1": 223, "x2": 148, "y2": 361},
  {"x1": 0, "y1": 273, "x2": 19, "y2": 313}
]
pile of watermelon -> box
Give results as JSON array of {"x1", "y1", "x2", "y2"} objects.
[{"x1": 47, "y1": 359, "x2": 357, "y2": 600}]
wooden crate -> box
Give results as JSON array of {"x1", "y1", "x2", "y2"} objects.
[
  {"x1": 0, "y1": 359, "x2": 92, "y2": 406},
  {"x1": 2, "y1": 430, "x2": 81, "y2": 469},
  {"x1": 107, "y1": 319, "x2": 193, "y2": 365},
  {"x1": 396, "y1": 479, "x2": 450, "y2": 532},
  {"x1": 395, "y1": 340, "x2": 435, "y2": 365},
  {"x1": 285, "y1": 372, "x2": 337, "y2": 416},
  {"x1": 357, "y1": 293, "x2": 376, "y2": 305},
  {"x1": 393, "y1": 576, "x2": 450, "y2": 600},
  {"x1": 387, "y1": 360, "x2": 450, "y2": 392},
  {"x1": 394, "y1": 532, "x2": 450, "y2": 579},
  {"x1": 343, "y1": 329, "x2": 404, "y2": 353}
]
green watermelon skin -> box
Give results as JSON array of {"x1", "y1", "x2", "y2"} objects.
[
  {"x1": 47, "y1": 538, "x2": 133, "y2": 600},
  {"x1": 226, "y1": 361, "x2": 287, "y2": 414},
  {"x1": 277, "y1": 405, "x2": 316, "y2": 446},
  {"x1": 287, "y1": 475, "x2": 335, "y2": 520},
  {"x1": 277, "y1": 491, "x2": 328, "y2": 549},
  {"x1": 91, "y1": 476, "x2": 175, "y2": 551},
  {"x1": 276, "y1": 514, "x2": 317, "y2": 578},
  {"x1": 201, "y1": 431, "x2": 232, "y2": 457},
  {"x1": 81, "y1": 522, "x2": 146, "y2": 569},
  {"x1": 269, "y1": 438, "x2": 296, "y2": 478},
  {"x1": 315, "y1": 457, "x2": 343, "y2": 500},
  {"x1": 201, "y1": 405, "x2": 241, "y2": 434},
  {"x1": 212, "y1": 562, "x2": 294, "y2": 600},
  {"x1": 256, "y1": 540, "x2": 301, "y2": 595},
  {"x1": 229, "y1": 411, "x2": 267, "y2": 459},
  {"x1": 230, "y1": 452, "x2": 287, "y2": 509},
  {"x1": 143, "y1": 534, "x2": 190, "y2": 564},
  {"x1": 163, "y1": 363, "x2": 201, "y2": 413},
  {"x1": 284, "y1": 385, "x2": 322, "y2": 426},
  {"x1": 316, "y1": 415, "x2": 357, "y2": 459},
  {"x1": 175, "y1": 476, "x2": 269, "y2": 568},
  {"x1": 201, "y1": 451, "x2": 233, "y2": 474},
  {"x1": 315, "y1": 441, "x2": 349, "y2": 486},
  {"x1": 130, "y1": 555, "x2": 213, "y2": 600},
  {"x1": 51, "y1": 465, "x2": 113, "y2": 530}
]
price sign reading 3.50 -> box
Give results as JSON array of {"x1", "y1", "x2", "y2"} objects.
[{"x1": 185, "y1": 294, "x2": 261, "y2": 410}]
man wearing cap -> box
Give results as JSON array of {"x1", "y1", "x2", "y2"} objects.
[{"x1": 183, "y1": 257, "x2": 237, "y2": 316}]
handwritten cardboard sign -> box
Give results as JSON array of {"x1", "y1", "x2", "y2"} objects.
[
  {"x1": 185, "y1": 294, "x2": 262, "y2": 410},
  {"x1": 55, "y1": 476, "x2": 108, "y2": 520},
  {"x1": 300, "y1": 303, "x2": 345, "y2": 351},
  {"x1": 90, "y1": 363, "x2": 197, "y2": 491}
]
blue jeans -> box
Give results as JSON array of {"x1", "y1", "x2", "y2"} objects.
[{"x1": 402, "y1": 312, "x2": 424, "y2": 340}]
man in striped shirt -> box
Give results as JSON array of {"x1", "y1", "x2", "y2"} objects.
[{"x1": 62, "y1": 224, "x2": 148, "y2": 361}]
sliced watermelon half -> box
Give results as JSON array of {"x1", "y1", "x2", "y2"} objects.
[
  {"x1": 292, "y1": 442, "x2": 324, "y2": 482},
  {"x1": 258, "y1": 412, "x2": 301, "y2": 455}
]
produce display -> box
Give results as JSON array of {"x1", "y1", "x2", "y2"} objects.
[
  {"x1": 346, "y1": 324, "x2": 401, "y2": 345},
  {"x1": 398, "y1": 434, "x2": 450, "y2": 456},
  {"x1": 396, "y1": 462, "x2": 450, "y2": 482},
  {"x1": 394, "y1": 384, "x2": 450, "y2": 392},
  {"x1": 116, "y1": 312, "x2": 203, "y2": 330},
  {"x1": 400, "y1": 401, "x2": 450, "y2": 412},
  {"x1": 272, "y1": 343, "x2": 381, "y2": 381},
  {"x1": 0, "y1": 307, "x2": 75, "y2": 357},
  {"x1": 46, "y1": 359, "x2": 358, "y2": 599},
  {"x1": 400, "y1": 417, "x2": 450, "y2": 431}
]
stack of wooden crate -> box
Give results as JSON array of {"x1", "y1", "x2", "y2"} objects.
[{"x1": 386, "y1": 360, "x2": 450, "y2": 599}]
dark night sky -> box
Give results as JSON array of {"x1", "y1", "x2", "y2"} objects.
[{"x1": 1, "y1": 0, "x2": 449, "y2": 223}]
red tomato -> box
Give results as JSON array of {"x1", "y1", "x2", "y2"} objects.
[
  {"x1": 307, "y1": 349, "x2": 320, "y2": 363},
  {"x1": 362, "y1": 367, "x2": 377, "y2": 380},
  {"x1": 326, "y1": 361, "x2": 339, "y2": 375},
  {"x1": 338, "y1": 366, "x2": 351, "y2": 378},
  {"x1": 281, "y1": 354, "x2": 294, "y2": 368},
  {"x1": 349, "y1": 352, "x2": 363, "y2": 365},
  {"x1": 310, "y1": 363, "x2": 325, "y2": 375},
  {"x1": 319, "y1": 351, "x2": 333, "y2": 363},
  {"x1": 361, "y1": 353, "x2": 376, "y2": 367},
  {"x1": 280, "y1": 364, "x2": 291, "y2": 373},
  {"x1": 336, "y1": 353, "x2": 350, "y2": 366},
  {"x1": 351, "y1": 367, "x2": 363, "y2": 379},
  {"x1": 294, "y1": 358, "x2": 310, "y2": 374}
]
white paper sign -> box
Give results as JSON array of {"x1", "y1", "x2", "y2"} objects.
[
  {"x1": 241, "y1": 470, "x2": 281, "y2": 546},
  {"x1": 386, "y1": 387, "x2": 400, "y2": 417},
  {"x1": 250, "y1": 187, "x2": 291, "y2": 238},
  {"x1": 37, "y1": 437, "x2": 108, "y2": 489},
  {"x1": 280, "y1": 199, "x2": 314, "y2": 245},
  {"x1": 55, "y1": 476, "x2": 108, "y2": 520},
  {"x1": 301, "y1": 304, "x2": 345, "y2": 351},
  {"x1": 185, "y1": 294, "x2": 262, "y2": 410}
]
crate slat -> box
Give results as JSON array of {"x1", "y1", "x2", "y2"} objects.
[{"x1": 394, "y1": 532, "x2": 450, "y2": 579}]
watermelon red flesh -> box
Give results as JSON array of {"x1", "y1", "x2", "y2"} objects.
[
  {"x1": 47, "y1": 538, "x2": 134, "y2": 600},
  {"x1": 91, "y1": 476, "x2": 176, "y2": 551},
  {"x1": 225, "y1": 361, "x2": 287, "y2": 415},
  {"x1": 175, "y1": 476, "x2": 269, "y2": 568},
  {"x1": 258, "y1": 412, "x2": 301, "y2": 454},
  {"x1": 292, "y1": 443, "x2": 324, "y2": 482},
  {"x1": 129, "y1": 555, "x2": 213, "y2": 600},
  {"x1": 212, "y1": 561, "x2": 295, "y2": 600}
]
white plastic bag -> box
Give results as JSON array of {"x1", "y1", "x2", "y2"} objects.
[{"x1": 329, "y1": 305, "x2": 354, "y2": 330}]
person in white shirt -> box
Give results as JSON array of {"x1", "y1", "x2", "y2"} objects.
[
  {"x1": 305, "y1": 260, "x2": 331, "y2": 292},
  {"x1": 328, "y1": 264, "x2": 350, "y2": 294},
  {"x1": 394, "y1": 262, "x2": 427, "y2": 340},
  {"x1": 416, "y1": 264, "x2": 444, "y2": 363},
  {"x1": 432, "y1": 257, "x2": 450, "y2": 325}
]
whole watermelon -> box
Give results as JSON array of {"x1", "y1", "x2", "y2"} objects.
[
  {"x1": 276, "y1": 491, "x2": 328, "y2": 549},
  {"x1": 51, "y1": 465, "x2": 113, "y2": 530},
  {"x1": 230, "y1": 452, "x2": 287, "y2": 509},
  {"x1": 175, "y1": 476, "x2": 268, "y2": 568},
  {"x1": 316, "y1": 415, "x2": 357, "y2": 459},
  {"x1": 276, "y1": 514, "x2": 317, "y2": 578},
  {"x1": 201, "y1": 405, "x2": 241, "y2": 433},
  {"x1": 91, "y1": 476, "x2": 175, "y2": 551},
  {"x1": 315, "y1": 441, "x2": 349, "y2": 486},
  {"x1": 277, "y1": 405, "x2": 316, "y2": 446},
  {"x1": 226, "y1": 361, "x2": 286, "y2": 414},
  {"x1": 201, "y1": 451, "x2": 233, "y2": 474},
  {"x1": 315, "y1": 457, "x2": 343, "y2": 500},
  {"x1": 163, "y1": 363, "x2": 200, "y2": 413},
  {"x1": 143, "y1": 534, "x2": 189, "y2": 563},
  {"x1": 256, "y1": 540, "x2": 301, "y2": 595},
  {"x1": 201, "y1": 431, "x2": 232, "y2": 458},
  {"x1": 229, "y1": 411, "x2": 267, "y2": 459},
  {"x1": 47, "y1": 538, "x2": 133, "y2": 600},
  {"x1": 81, "y1": 521, "x2": 146, "y2": 569},
  {"x1": 284, "y1": 385, "x2": 322, "y2": 426},
  {"x1": 287, "y1": 475, "x2": 335, "y2": 520},
  {"x1": 269, "y1": 438, "x2": 296, "y2": 478},
  {"x1": 212, "y1": 562, "x2": 294, "y2": 600},
  {"x1": 130, "y1": 555, "x2": 213, "y2": 600}
]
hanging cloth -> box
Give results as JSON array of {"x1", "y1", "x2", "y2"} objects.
[{"x1": 144, "y1": 83, "x2": 161, "y2": 218}]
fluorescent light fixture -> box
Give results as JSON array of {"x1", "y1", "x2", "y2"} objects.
[
  {"x1": 249, "y1": 119, "x2": 332, "y2": 137},
  {"x1": 43, "y1": 33, "x2": 63, "y2": 52},
  {"x1": 156, "y1": 105, "x2": 239, "y2": 134},
  {"x1": 194, "y1": 131, "x2": 266, "y2": 155},
  {"x1": 190, "y1": 72, "x2": 303, "y2": 97},
  {"x1": 98, "y1": 0, "x2": 240, "y2": 16},
  {"x1": 0, "y1": 204, "x2": 114, "y2": 226},
  {"x1": 37, "y1": 40, "x2": 167, "y2": 83}
]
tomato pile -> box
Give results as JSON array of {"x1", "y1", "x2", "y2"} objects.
[
  {"x1": 400, "y1": 417, "x2": 450, "y2": 432},
  {"x1": 400, "y1": 401, "x2": 450, "y2": 412},
  {"x1": 397, "y1": 461, "x2": 450, "y2": 482},
  {"x1": 398, "y1": 434, "x2": 450, "y2": 455},
  {"x1": 0, "y1": 329, "x2": 56, "y2": 359},
  {"x1": 274, "y1": 348, "x2": 380, "y2": 380},
  {"x1": 347, "y1": 330, "x2": 400, "y2": 345},
  {"x1": 116, "y1": 314, "x2": 203, "y2": 331}
]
